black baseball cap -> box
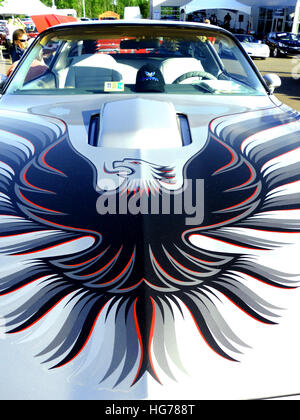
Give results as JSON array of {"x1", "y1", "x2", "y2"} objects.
[{"x1": 135, "y1": 64, "x2": 165, "y2": 93}]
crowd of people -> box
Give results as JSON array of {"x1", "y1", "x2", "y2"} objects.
[{"x1": 183, "y1": 10, "x2": 233, "y2": 30}]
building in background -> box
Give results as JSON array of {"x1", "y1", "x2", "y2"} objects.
[
  {"x1": 150, "y1": 0, "x2": 300, "y2": 36},
  {"x1": 244, "y1": 0, "x2": 300, "y2": 35}
]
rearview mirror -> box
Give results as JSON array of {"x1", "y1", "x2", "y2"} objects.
[
  {"x1": 120, "y1": 39, "x2": 160, "y2": 49},
  {"x1": 263, "y1": 73, "x2": 281, "y2": 93}
]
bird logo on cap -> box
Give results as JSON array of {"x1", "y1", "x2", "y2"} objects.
[{"x1": 144, "y1": 71, "x2": 159, "y2": 81}]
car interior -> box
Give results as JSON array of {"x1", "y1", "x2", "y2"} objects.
[
  {"x1": 7, "y1": 28, "x2": 265, "y2": 96},
  {"x1": 22, "y1": 37, "x2": 221, "y2": 90}
]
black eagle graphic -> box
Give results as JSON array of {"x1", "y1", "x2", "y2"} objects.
[{"x1": 0, "y1": 106, "x2": 300, "y2": 387}]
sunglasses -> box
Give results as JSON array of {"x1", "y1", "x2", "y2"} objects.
[{"x1": 18, "y1": 39, "x2": 28, "y2": 42}]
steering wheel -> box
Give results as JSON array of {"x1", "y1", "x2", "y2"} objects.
[{"x1": 173, "y1": 71, "x2": 217, "y2": 84}]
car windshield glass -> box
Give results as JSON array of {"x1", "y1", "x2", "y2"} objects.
[
  {"x1": 276, "y1": 33, "x2": 298, "y2": 41},
  {"x1": 5, "y1": 24, "x2": 266, "y2": 96},
  {"x1": 236, "y1": 35, "x2": 256, "y2": 43}
]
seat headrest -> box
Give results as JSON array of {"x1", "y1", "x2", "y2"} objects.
[{"x1": 159, "y1": 57, "x2": 204, "y2": 83}]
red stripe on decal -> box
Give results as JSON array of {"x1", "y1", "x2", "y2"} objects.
[
  {"x1": 23, "y1": 167, "x2": 54, "y2": 194},
  {"x1": 41, "y1": 140, "x2": 66, "y2": 176},
  {"x1": 78, "y1": 246, "x2": 123, "y2": 278},
  {"x1": 149, "y1": 297, "x2": 161, "y2": 384},
  {"x1": 226, "y1": 162, "x2": 255, "y2": 191},
  {"x1": 0, "y1": 276, "x2": 49, "y2": 296},
  {"x1": 19, "y1": 190, "x2": 63, "y2": 214},
  {"x1": 132, "y1": 298, "x2": 143, "y2": 385},
  {"x1": 63, "y1": 247, "x2": 109, "y2": 267},
  {"x1": 16, "y1": 236, "x2": 95, "y2": 256},
  {"x1": 220, "y1": 186, "x2": 258, "y2": 211},
  {"x1": 94, "y1": 249, "x2": 135, "y2": 285},
  {"x1": 212, "y1": 135, "x2": 235, "y2": 174}
]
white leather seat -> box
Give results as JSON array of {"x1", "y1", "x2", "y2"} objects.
[
  {"x1": 65, "y1": 54, "x2": 123, "y2": 88},
  {"x1": 72, "y1": 53, "x2": 118, "y2": 69},
  {"x1": 159, "y1": 57, "x2": 204, "y2": 84}
]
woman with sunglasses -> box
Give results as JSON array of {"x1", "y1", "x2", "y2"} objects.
[{"x1": 10, "y1": 29, "x2": 28, "y2": 63}]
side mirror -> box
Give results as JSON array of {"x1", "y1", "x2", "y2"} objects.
[{"x1": 263, "y1": 73, "x2": 281, "y2": 93}]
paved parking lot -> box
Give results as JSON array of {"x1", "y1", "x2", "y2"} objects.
[{"x1": 0, "y1": 55, "x2": 299, "y2": 112}]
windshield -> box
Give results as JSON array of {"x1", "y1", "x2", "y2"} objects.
[
  {"x1": 235, "y1": 35, "x2": 256, "y2": 43},
  {"x1": 276, "y1": 32, "x2": 299, "y2": 41},
  {"x1": 5, "y1": 24, "x2": 266, "y2": 97}
]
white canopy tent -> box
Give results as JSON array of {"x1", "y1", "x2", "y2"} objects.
[
  {"x1": 184, "y1": 0, "x2": 251, "y2": 15},
  {"x1": 0, "y1": 0, "x2": 54, "y2": 16}
]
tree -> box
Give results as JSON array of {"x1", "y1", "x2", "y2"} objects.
[
  {"x1": 41, "y1": 0, "x2": 149, "y2": 19},
  {"x1": 41, "y1": 1, "x2": 82, "y2": 16}
]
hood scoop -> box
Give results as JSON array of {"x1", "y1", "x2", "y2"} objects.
[{"x1": 88, "y1": 98, "x2": 191, "y2": 149}]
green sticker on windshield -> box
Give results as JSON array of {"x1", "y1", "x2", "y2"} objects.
[{"x1": 104, "y1": 81, "x2": 124, "y2": 92}]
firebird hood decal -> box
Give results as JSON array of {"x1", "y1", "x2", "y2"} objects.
[{"x1": 0, "y1": 105, "x2": 300, "y2": 389}]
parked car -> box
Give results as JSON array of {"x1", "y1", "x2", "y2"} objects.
[
  {"x1": 234, "y1": 33, "x2": 270, "y2": 59},
  {"x1": 0, "y1": 20, "x2": 300, "y2": 401},
  {"x1": 0, "y1": 29, "x2": 7, "y2": 48},
  {"x1": 0, "y1": 19, "x2": 9, "y2": 49},
  {"x1": 266, "y1": 32, "x2": 300, "y2": 57},
  {"x1": 0, "y1": 19, "x2": 8, "y2": 35},
  {"x1": 22, "y1": 18, "x2": 39, "y2": 39}
]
